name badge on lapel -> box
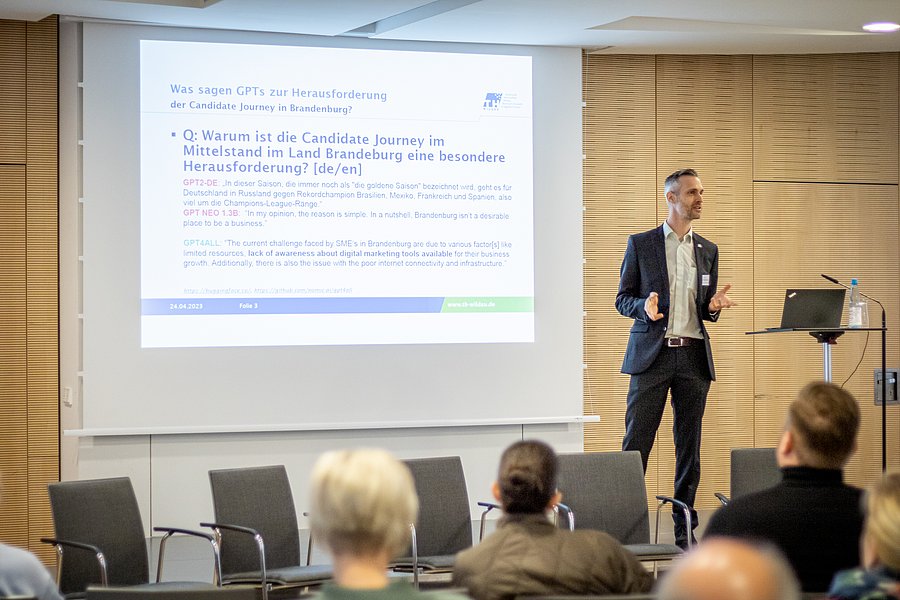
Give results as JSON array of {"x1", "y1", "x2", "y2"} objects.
[{"x1": 701, "y1": 273, "x2": 710, "y2": 287}]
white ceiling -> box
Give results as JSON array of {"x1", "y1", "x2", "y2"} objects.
[{"x1": 2, "y1": 0, "x2": 900, "y2": 54}]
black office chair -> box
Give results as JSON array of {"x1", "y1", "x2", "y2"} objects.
[
  {"x1": 203, "y1": 465, "x2": 332, "y2": 600},
  {"x1": 392, "y1": 456, "x2": 473, "y2": 586},
  {"x1": 556, "y1": 451, "x2": 688, "y2": 564},
  {"x1": 42, "y1": 477, "x2": 219, "y2": 597},
  {"x1": 715, "y1": 447, "x2": 780, "y2": 505}
]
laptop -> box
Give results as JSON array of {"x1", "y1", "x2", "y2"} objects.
[{"x1": 767, "y1": 288, "x2": 846, "y2": 330}]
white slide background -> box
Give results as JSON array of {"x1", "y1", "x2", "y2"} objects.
[{"x1": 140, "y1": 41, "x2": 536, "y2": 348}]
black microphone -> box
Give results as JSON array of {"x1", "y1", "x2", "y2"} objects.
[
  {"x1": 820, "y1": 273, "x2": 884, "y2": 309},
  {"x1": 821, "y1": 273, "x2": 889, "y2": 472}
]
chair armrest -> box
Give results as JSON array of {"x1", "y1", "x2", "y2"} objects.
[
  {"x1": 200, "y1": 522, "x2": 267, "y2": 600},
  {"x1": 301, "y1": 512, "x2": 313, "y2": 566},
  {"x1": 408, "y1": 523, "x2": 419, "y2": 588},
  {"x1": 553, "y1": 502, "x2": 574, "y2": 531},
  {"x1": 714, "y1": 492, "x2": 730, "y2": 506},
  {"x1": 200, "y1": 522, "x2": 260, "y2": 538},
  {"x1": 477, "y1": 501, "x2": 500, "y2": 542},
  {"x1": 655, "y1": 495, "x2": 693, "y2": 550},
  {"x1": 40, "y1": 537, "x2": 109, "y2": 586},
  {"x1": 153, "y1": 527, "x2": 221, "y2": 585},
  {"x1": 154, "y1": 526, "x2": 215, "y2": 541}
]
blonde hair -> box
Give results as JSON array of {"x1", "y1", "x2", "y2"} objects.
[
  {"x1": 309, "y1": 448, "x2": 418, "y2": 558},
  {"x1": 864, "y1": 471, "x2": 900, "y2": 571}
]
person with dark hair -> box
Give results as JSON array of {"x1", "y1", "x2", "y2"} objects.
[
  {"x1": 705, "y1": 381, "x2": 864, "y2": 592},
  {"x1": 452, "y1": 440, "x2": 652, "y2": 600},
  {"x1": 616, "y1": 167, "x2": 735, "y2": 549}
]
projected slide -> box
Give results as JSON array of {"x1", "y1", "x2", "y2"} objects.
[{"x1": 140, "y1": 40, "x2": 533, "y2": 348}]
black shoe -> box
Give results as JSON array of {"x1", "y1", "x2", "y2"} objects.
[
  {"x1": 673, "y1": 507, "x2": 699, "y2": 551},
  {"x1": 674, "y1": 533, "x2": 697, "y2": 551},
  {"x1": 673, "y1": 518, "x2": 698, "y2": 551}
]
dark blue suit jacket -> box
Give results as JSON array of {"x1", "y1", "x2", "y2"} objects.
[{"x1": 615, "y1": 225, "x2": 719, "y2": 380}]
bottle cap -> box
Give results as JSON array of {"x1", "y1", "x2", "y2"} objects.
[{"x1": 851, "y1": 278, "x2": 858, "y2": 285}]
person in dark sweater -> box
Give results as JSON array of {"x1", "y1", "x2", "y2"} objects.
[{"x1": 704, "y1": 381, "x2": 864, "y2": 593}]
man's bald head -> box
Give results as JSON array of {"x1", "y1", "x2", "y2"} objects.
[{"x1": 657, "y1": 538, "x2": 800, "y2": 600}]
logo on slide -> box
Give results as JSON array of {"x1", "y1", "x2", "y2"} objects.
[
  {"x1": 482, "y1": 92, "x2": 525, "y2": 112},
  {"x1": 483, "y1": 92, "x2": 503, "y2": 110}
]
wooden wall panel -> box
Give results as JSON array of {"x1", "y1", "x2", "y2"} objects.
[
  {"x1": 752, "y1": 182, "x2": 900, "y2": 481},
  {"x1": 582, "y1": 54, "x2": 657, "y2": 499},
  {"x1": 26, "y1": 17, "x2": 59, "y2": 560},
  {"x1": 0, "y1": 17, "x2": 59, "y2": 562},
  {"x1": 0, "y1": 166, "x2": 28, "y2": 544},
  {"x1": 655, "y1": 55, "x2": 754, "y2": 509},
  {"x1": 0, "y1": 20, "x2": 25, "y2": 163},
  {"x1": 584, "y1": 50, "x2": 899, "y2": 517},
  {"x1": 754, "y1": 54, "x2": 899, "y2": 184}
]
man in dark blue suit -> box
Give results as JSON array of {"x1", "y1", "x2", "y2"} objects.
[{"x1": 615, "y1": 168, "x2": 735, "y2": 549}]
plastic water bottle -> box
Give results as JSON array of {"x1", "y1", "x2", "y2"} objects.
[{"x1": 848, "y1": 278, "x2": 864, "y2": 328}]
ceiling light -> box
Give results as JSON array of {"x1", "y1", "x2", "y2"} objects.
[{"x1": 862, "y1": 22, "x2": 900, "y2": 33}]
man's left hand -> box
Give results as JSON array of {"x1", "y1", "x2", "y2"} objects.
[{"x1": 709, "y1": 283, "x2": 736, "y2": 312}]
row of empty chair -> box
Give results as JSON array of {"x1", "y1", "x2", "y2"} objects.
[{"x1": 40, "y1": 449, "x2": 780, "y2": 599}]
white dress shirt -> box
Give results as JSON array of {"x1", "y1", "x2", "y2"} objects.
[{"x1": 663, "y1": 221, "x2": 702, "y2": 339}]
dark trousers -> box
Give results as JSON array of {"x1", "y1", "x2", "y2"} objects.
[{"x1": 622, "y1": 341, "x2": 711, "y2": 535}]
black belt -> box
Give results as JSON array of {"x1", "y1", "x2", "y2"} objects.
[{"x1": 666, "y1": 337, "x2": 696, "y2": 347}]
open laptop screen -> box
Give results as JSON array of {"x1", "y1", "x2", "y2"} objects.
[{"x1": 777, "y1": 288, "x2": 846, "y2": 329}]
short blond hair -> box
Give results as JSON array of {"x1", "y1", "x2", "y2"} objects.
[
  {"x1": 309, "y1": 448, "x2": 418, "y2": 558},
  {"x1": 787, "y1": 381, "x2": 859, "y2": 469},
  {"x1": 864, "y1": 471, "x2": 900, "y2": 571}
]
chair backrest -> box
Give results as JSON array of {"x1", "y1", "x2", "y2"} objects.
[
  {"x1": 208, "y1": 465, "x2": 301, "y2": 576},
  {"x1": 556, "y1": 451, "x2": 650, "y2": 545},
  {"x1": 402, "y1": 456, "x2": 472, "y2": 556},
  {"x1": 731, "y1": 447, "x2": 780, "y2": 499},
  {"x1": 48, "y1": 477, "x2": 149, "y2": 594}
]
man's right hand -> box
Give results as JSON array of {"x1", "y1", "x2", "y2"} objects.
[{"x1": 644, "y1": 292, "x2": 664, "y2": 321}]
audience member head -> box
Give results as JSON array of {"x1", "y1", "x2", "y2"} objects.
[
  {"x1": 658, "y1": 538, "x2": 801, "y2": 600},
  {"x1": 778, "y1": 381, "x2": 859, "y2": 470},
  {"x1": 861, "y1": 471, "x2": 900, "y2": 571},
  {"x1": 493, "y1": 440, "x2": 560, "y2": 514},
  {"x1": 309, "y1": 448, "x2": 417, "y2": 562}
]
